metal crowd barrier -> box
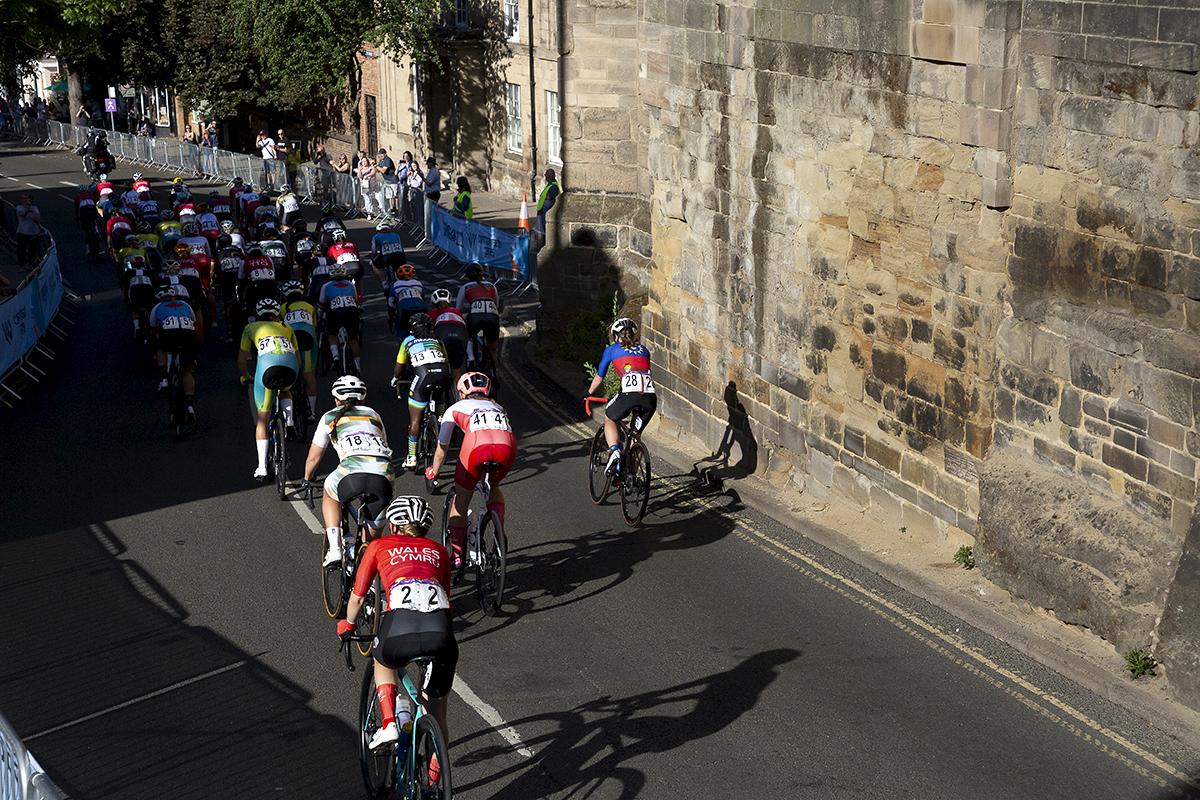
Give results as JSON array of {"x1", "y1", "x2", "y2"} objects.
[{"x1": 0, "y1": 709, "x2": 62, "y2": 800}]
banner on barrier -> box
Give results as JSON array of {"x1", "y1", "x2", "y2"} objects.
[
  {"x1": 0, "y1": 287, "x2": 38, "y2": 377},
  {"x1": 430, "y1": 206, "x2": 530, "y2": 278},
  {"x1": 34, "y1": 250, "x2": 62, "y2": 333}
]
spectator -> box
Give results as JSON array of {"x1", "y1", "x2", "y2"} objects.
[
  {"x1": 423, "y1": 156, "x2": 441, "y2": 205},
  {"x1": 138, "y1": 118, "x2": 154, "y2": 137},
  {"x1": 182, "y1": 125, "x2": 197, "y2": 145},
  {"x1": 256, "y1": 129, "x2": 277, "y2": 187},
  {"x1": 358, "y1": 152, "x2": 381, "y2": 217},
  {"x1": 199, "y1": 128, "x2": 215, "y2": 174},
  {"x1": 287, "y1": 146, "x2": 302, "y2": 187},
  {"x1": 452, "y1": 176, "x2": 472, "y2": 220},
  {"x1": 15, "y1": 193, "x2": 42, "y2": 271},
  {"x1": 405, "y1": 151, "x2": 424, "y2": 223},
  {"x1": 76, "y1": 103, "x2": 91, "y2": 126},
  {"x1": 377, "y1": 147, "x2": 398, "y2": 216},
  {"x1": 334, "y1": 154, "x2": 351, "y2": 174},
  {"x1": 398, "y1": 151, "x2": 415, "y2": 222},
  {"x1": 204, "y1": 119, "x2": 219, "y2": 150},
  {"x1": 535, "y1": 167, "x2": 561, "y2": 250}
]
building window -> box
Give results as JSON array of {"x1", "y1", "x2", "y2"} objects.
[
  {"x1": 506, "y1": 83, "x2": 522, "y2": 153},
  {"x1": 504, "y1": 0, "x2": 519, "y2": 41},
  {"x1": 456, "y1": 0, "x2": 469, "y2": 27},
  {"x1": 546, "y1": 90, "x2": 561, "y2": 164}
]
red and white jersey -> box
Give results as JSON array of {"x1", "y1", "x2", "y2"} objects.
[
  {"x1": 133, "y1": 178, "x2": 151, "y2": 195},
  {"x1": 431, "y1": 306, "x2": 466, "y2": 329},
  {"x1": 174, "y1": 200, "x2": 196, "y2": 217},
  {"x1": 329, "y1": 242, "x2": 360, "y2": 264},
  {"x1": 240, "y1": 254, "x2": 275, "y2": 282},
  {"x1": 177, "y1": 234, "x2": 211, "y2": 258},
  {"x1": 455, "y1": 281, "x2": 499, "y2": 317},
  {"x1": 210, "y1": 198, "x2": 231, "y2": 216},
  {"x1": 229, "y1": 185, "x2": 245, "y2": 208},
  {"x1": 353, "y1": 535, "x2": 452, "y2": 613},
  {"x1": 107, "y1": 216, "x2": 133, "y2": 237},
  {"x1": 97, "y1": 180, "x2": 115, "y2": 200},
  {"x1": 176, "y1": 254, "x2": 203, "y2": 281},
  {"x1": 438, "y1": 397, "x2": 515, "y2": 453}
]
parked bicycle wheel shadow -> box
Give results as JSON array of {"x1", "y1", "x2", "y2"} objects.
[{"x1": 452, "y1": 648, "x2": 800, "y2": 799}]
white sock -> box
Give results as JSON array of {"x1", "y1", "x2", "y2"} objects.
[
  {"x1": 330, "y1": 344, "x2": 339, "y2": 360},
  {"x1": 308, "y1": 393, "x2": 318, "y2": 415},
  {"x1": 326, "y1": 526, "x2": 341, "y2": 551},
  {"x1": 256, "y1": 438, "x2": 268, "y2": 469},
  {"x1": 281, "y1": 398, "x2": 294, "y2": 425}
]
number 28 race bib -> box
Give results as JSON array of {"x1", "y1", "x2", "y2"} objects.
[{"x1": 621, "y1": 371, "x2": 655, "y2": 394}]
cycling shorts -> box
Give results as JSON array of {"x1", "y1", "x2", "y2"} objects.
[
  {"x1": 325, "y1": 457, "x2": 395, "y2": 519},
  {"x1": 435, "y1": 328, "x2": 467, "y2": 369},
  {"x1": 219, "y1": 272, "x2": 241, "y2": 304},
  {"x1": 253, "y1": 352, "x2": 300, "y2": 413},
  {"x1": 373, "y1": 609, "x2": 458, "y2": 699},
  {"x1": 126, "y1": 284, "x2": 153, "y2": 313},
  {"x1": 408, "y1": 366, "x2": 449, "y2": 410},
  {"x1": 327, "y1": 309, "x2": 361, "y2": 341},
  {"x1": 466, "y1": 314, "x2": 500, "y2": 344},
  {"x1": 281, "y1": 209, "x2": 301, "y2": 228},
  {"x1": 158, "y1": 331, "x2": 199, "y2": 367},
  {"x1": 329, "y1": 469, "x2": 393, "y2": 528},
  {"x1": 455, "y1": 440, "x2": 516, "y2": 492},
  {"x1": 605, "y1": 391, "x2": 657, "y2": 430}
]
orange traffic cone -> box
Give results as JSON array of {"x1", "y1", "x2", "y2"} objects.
[{"x1": 514, "y1": 193, "x2": 531, "y2": 273}]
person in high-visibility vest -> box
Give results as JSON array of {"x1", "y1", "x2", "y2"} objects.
[
  {"x1": 453, "y1": 176, "x2": 473, "y2": 220},
  {"x1": 535, "y1": 168, "x2": 560, "y2": 249}
]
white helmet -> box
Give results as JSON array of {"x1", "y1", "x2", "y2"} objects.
[
  {"x1": 331, "y1": 375, "x2": 367, "y2": 403},
  {"x1": 610, "y1": 317, "x2": 637, "y2": 338},
  {"x1": 385, "y1": 496, "x2": 433, "y2": 528}
]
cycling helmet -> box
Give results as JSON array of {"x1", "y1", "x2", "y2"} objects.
[
  {"x1": 133, "y1": 172, "x2": 143, "y2": 181},
  {"x1": 291, "y1": 217, "x2": 307, "y2": 231},
  {"x1": 155, "y1": 285, "x2": 175, "y2": 300},
  {"x1": 175, "y1": 242, "x2": 192, "y2": 255},
  {"x1": 330, "y1": 262, "x2": 348, "y2": 278},
  {"x1": 216, "y1": 233, "x2": 233, "y2": 248},
  {"x1": 182, "y1": 223, "x2": 199, "y2": 237},
  {"x1": 125, "y1": 234, "x2": 141, "y2": 246},
  {"x1": 124, "y1": 181, "x2": 134, "y2": 190},
  {"x1": 197, "y1": 202, "x2": 210, "y2": 213},
  {"x1": 408, "y1": 312, "x2": 433, "y2": 338},
  {"x1": 457, "y1": 371, "x2": 491, "y2": 399},
  {"x1": 464, "y1": 263, "x2": 482, "y2": 280},
  {"x1": 431, "y1": 288, "x2": 452, "y2": 305},
  {"x1": 161, "y1": 210, "x2": 174, "y2": 221},
  {"x1": 332, "y1": 229, "x2": 346, "y2": 242},
  {"x1": 280, "y1": 184, "x2": 290, "y2": 192},
  {"x1": 375, "y1": 220, "x2": 390, "y2": 232},
  {"x1": 233, "y1": 176, "x2": 243, "y2": 185},
  {"x1": 126, "y1": 254, "x2": 146, "y2": 268},
  {"x1": 220, "y1": 220, "x2": 234, "y2": 232},
  {"x1": 162, "y1": 260, "x2": 180, "y2": 275},
  {"x1": 136, "y1": 221, "x2": 152, "y2": 233},
  {"x1": 98, "y1": 173, "x2": 107, "y2": 182},
  {"x1": 76, "y1": 183, "x2": 87, "y2": 193},
  {"x1": 247, "y1": 244, "x2": 263, "y2": 255},
  {"x1": 610, "y1": 317, "x2": 637, "y2": 339},
  {"x1": 209, "y1": 189, "x2": 220, "y2": 197},
  {"x1": 396, "y1": 263, "x2": 416, "y2": 280},
  {"x1": 385, "y1": 496, "x2": 434, "y2": 529},
  {"x1": 282, "y1": 280, "x2": 304, "y2": 299},
  {"x1": 331, "y1": 374, "x2": 367, "y2": 403},
  {"x1": 256, "y1": 298, "x2": 280, "y2": 317}
]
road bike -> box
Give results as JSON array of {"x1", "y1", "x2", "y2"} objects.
[
  {"x1": 585, "y1": 396, "x2": 652, "y2": 526},
  {"x1": 465, "y1": 330, "x2": 497, "y2": 397},
  {"x1": 337, "y1": 643, "x2": 452, "y2": 800},
  {"x1": 165, "y1": 351, "x2": 186, "y2": 438},
  {"x1": 438, "y1": 463, "x2": 506, "y2": 615},
  {"x1": 315, "y1": 484, "x2": 384, "y2": 656},
  {"x1": 399, "y1": 381, "x2": 445, "y2": 493}
]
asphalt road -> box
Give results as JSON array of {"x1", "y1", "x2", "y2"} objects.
[{"x1": 2, "y1": 140, "x2": 1200, "y2": 799}]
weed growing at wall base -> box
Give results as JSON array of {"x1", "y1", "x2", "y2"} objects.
[
  {"x1": 953, "y1": 545, "x2": 975, "y2": 570},
  {"x1": 1124, "y1": 648, "x2": 1156, "y2": 680}
]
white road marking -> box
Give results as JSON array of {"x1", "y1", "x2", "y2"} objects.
[
  {"x1": 284, "y1": 491, "x2": 534, "y2": 758},
  {"x1": 24, "y1": 660, "x2": 249, "y2": 741},
  {"x1": 59, "y1": 180, "x2": 76, "y2": 186},
  {"x1": 25, "y1": 183, "x2": 43, "y2": 190},
  {"x1": 57, "y1": 193, "x2": 72, "y2": 202},
  {"x1": 5, "y1": 176, "x2": 18, "y2": 182}
]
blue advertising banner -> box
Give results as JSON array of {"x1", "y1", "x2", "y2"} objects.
[
  {"x1": 0, "y1": 287, "x2": 38, "y2": 376},
  {"x1": 33, "y1": 249, "x2": 62, "y2": 334},
  {"x1": 430, "y1": 206, "x2": 530, "y2": 278}
]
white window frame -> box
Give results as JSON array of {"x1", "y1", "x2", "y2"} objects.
[
  {"x1": 412, "y1": 64, "x2": 422, "y2": 119},
  {"x1": 506, "y1": 83, "x2": 522, "y2": 154},
  {"x1": 504, "y1": 0, "x2": 519, "y2": 42},
  {"x1": 546, "y1": 90, "x2": 562, "y2": 165},
  {"x1": 455, "y1": 0, "x2": 469, "y2": 27}
]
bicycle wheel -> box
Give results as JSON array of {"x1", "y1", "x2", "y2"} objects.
[
  {"x1": 440, "y1": 490, "x2": 464, "y2": 586},
  {"x1": 357, "y1": 574, "x2": 382, "y2": 656},
  {"x1": 293, "y1": 392, "x2": 309, "y2": 444},
  {"x1": 620, "y1": 442, "x2": 652, "y2": 526},
  {"x1": 359, "y1": 669, "x2": 396, "y2": 800},
  {"x1": 420, "y1": 408, "x2": 438, "y2": 493},
  {"x1": 322, "y1": 529, "x2": 347, "y2": 617},
  {"x1": 475, "y1": 511, "x2": 506, "y2": 616},
  {"x1": 587, "y1": 426, "x2": 611, "y2": 504},
  {"x1": 411, "y1": 716, "x2": 451, "y2": 800},
  {"x1": 274, "y1": 413, "x2": 288, "y2": 500}
]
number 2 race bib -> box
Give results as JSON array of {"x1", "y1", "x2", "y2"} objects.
[
  {"x1": 389, "y1": 579, "x2": 449, "y2": 613},
  {"x1": 621, "y1": 371, "x2": 656, "y2": 394}
]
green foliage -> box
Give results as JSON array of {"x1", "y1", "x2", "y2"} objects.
[
  {"x1": 953, "y1": 545, "x2": 975, "y2": 570},
  {"x1": 1123, "y1": 647, "x2": 1156, "y2": 680}
]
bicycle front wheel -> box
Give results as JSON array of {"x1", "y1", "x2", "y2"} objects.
[
  {"x1": 274, "y1": 413, "x2": 288, "y2": 500},
  {"x1": 322, "y1": 532, "x2": 347, "y2": 618},
  {"x1": 587, "y1": 426, "x2": 611, "y2": 504},
  {"x1": 476, "y1": 511, "x2": 506, "y2": 616},
  {"x1": 420, "y1": 410, "x2": 438, "y2": 493},
  {"x1": 359, "y1": 669, "x2": 396, "y2": 800},
  {"x1": 620, "y1": 442, "x2": 652, "y2": 526},
  {"x1": 440, "y1": 489, "x2": 464, "y2": 586},
  {"x1": 411, "y1": 716, "x2": 451, "y2": 800}
]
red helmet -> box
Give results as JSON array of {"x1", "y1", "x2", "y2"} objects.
[{"x1": 457, "y1": 372, "x2": 491, "y2": 399}]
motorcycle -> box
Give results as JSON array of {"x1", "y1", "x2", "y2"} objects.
[{"x1": 77, "y1": 130, "x2": 115, "y2": 180}]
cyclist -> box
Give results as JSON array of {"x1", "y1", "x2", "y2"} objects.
[
  {"x1": 370, "y1": 220, "x2": 405, "y2": 288},
  {"x1": 277, "y1": 184, "x2": 302, "y2": 230},
  {"x1": 96, "y1": 174, "x2": 116, "y2": 205},
  {"x1": 281, "y1": 280, "x2": 319, "y2": 423},
  {"x1": 106, "y1": 210, "x2": 134, "y2": 255},
  {"x1": 148, "y1": 285, "x2": 198, "y2": 423},
  {"x1": 229, "y1": 177, "x2": 247, "y2": 222},
  {"x1": 120, "y1": 181, "x2": 140, "y2": 211},
  {"x1": 209, "y1": 190, "x2": 232, "y2": 223},
  {"x1": 317, "y1": 203, "x2": 345, "y2": 250},
  {"x1": 197, "y1": 202, "x2": 221, "y2": 250},
  {"x1": 319, "y1": 262, "x2": 362, "y2": 376},
  {"x1": 260, "y1": 231, "x2": 291, "y2": 282},
  {"x1": 392, "y1": 313, "x2": 449, "y2": 470},
  {"x1": 216, "y1": 233, "x2": 246, "y2": 340},
  {"x1": 386, "y1": 263, "x2": 424, "y2": 339},
  {"x1": 585, "y1": 317, "x2": 657, "y2": 476},
  {"x1": 120, "y1": 256, "x2": 156, "y2": 341},
  {"x1": 455, "y1": 263, "x2": 500, "y2": 367},
  {"x1": 338, "y1": 495, "x2": 456, "y2": 753},
  {"x1": 221, "y1": 218, "x2": 246, "y2": 252},
  {"x1": 116, "y1": 233, "x2": 147, "y2": 267},
  {"x1": 177, "y1": 220, "x2": 212, "y2": 259},
  {"x1": 430, "y1": 288, "x2": 467, "y2": 391},
  {"x1": 135, "y1": 223, "x2": 163, "y2": 271},
  {"x1": 239, "y1": 184, "x2": 261, "y2": 228},
  {"x1": 254, "y1": 195, "x2": 280, "y2": 238},
  {"x1": 173, "y1": 243, "x2": 208, "y2": 336},
  {"x1": 75, "y1": 184, "x2": 101, "y2": 259},
  {"x1": 426, "y1": 372, "x2": 516, "y2": 566},
  {"x1": 132, "y1": 173, "x2": 151, "y2": 199},
  {"x1": 238, "y1": 298, "x2": 301, "y2": 481},
  {"x1": 240, "y1": 244, "x2": 278, "y2": 324},
  {"x1": 328, "y1": 229, "x2": 363, "y2": 284},
  {"x1": 168, "y1": 177, "x2": 189, "y2": 206},
  {"x1": 301, "y1": 375, "x2": 394, "y2": 565},
  {"x1": 136, "y1": 195, "x2": 160, "y2": 227},
  {"x1": 306, "y1": 254, "x2": 334, "y2": 307}
]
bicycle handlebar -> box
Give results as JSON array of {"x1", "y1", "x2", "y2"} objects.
[
  {"x1": 338, "y1": 632, "x2": 376, "y2": 671},
  {"x1": 584, "y1": 396, "x2": 608, "y2": 416}
]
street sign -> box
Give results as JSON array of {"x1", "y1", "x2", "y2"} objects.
[
  {"x1": 104, "y1": 98, "x2": 117, "y2": 113},
  {"x1": 119, "y1": 85, "x2": 135, "y2": 98}
]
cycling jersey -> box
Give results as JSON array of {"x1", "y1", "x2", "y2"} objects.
[
  {"x1": 156, "y1": 220, "x2": 182, "y2": 239},
  {"x1": 432, "y1": 306, "x2": 468, "y2": 368},
  {"x1": 456, "y1": 280, "x2": 500, "y2": 343},
  {"x1": 107, "y1": 215, "x2": 133, "y2": 240},
  {"x1": 121, "y1": 266, "x2": 155, "y2": 310},
  {"x1": 178, "y1": 234, "x2": 211, "y2": 258},
  {"x1": 388, "y1": 279, "x2": 424, "y2": 311},
  {"x1": 150, "y1": 297, "x2": 199, "y2": 364},
  {"x1": 291, "y1": 232, "x2": 318, "y2": 263},
  {"x1": 397, "y1": 336, "x2": 449, "y2": 409},
  {"x1": 239, "y1": 191, "x2": 260, "y2": 216},
  {"x1": 307, "y1": 257, "x2": 333, "y2": 306},
  {"x1": 217, "y1": 246, "x2": 246, "y2": 299},
  {"x1": 282, "y1": 299, "x2": 318, "y2": 371},
  {"x1": 318, "y1": 216, "x2": 344, "y2": 235},
  {"x1": 597, "y1": 342, "x2": 657, "y2": 428},
  {"x1": 197, "y1": 212, "x2": 220, "y2": 237},
  {"x1": 229, "y1": 185, "x2": 245, "y2": 209},
  {"x1": 174, "y1": 200, "x2": 196, "y2": 217},
  {"x1": 96, "y1": 180, "x2": 115, "y2": 201},
  {"x1": 279, "y1": 193, "x2": 300, "y2": 214},
  {"x1": 210, "y1": 198, "x2": 232, "y2": 219},
  {"x1": 137, "y1": 199, "x2": 159, "y2": 222},
  {"x1": 371, "y1": 232, "x2": 404, "y2": 267},
  {"x1": 329, "y1": 241, "x2": 360, "y2": 264},
  {"x1": 121, "y1": 189, "x2": 140, "y2": 209},
  {"x1": 313, "y1": 404, "x2": 395, "y2": 502},
  {"x1": 136, "y1": 233, "x2": 161, "y2": 251},
  {"x1": 254, "y1": 205, "x2": 278, "y2": 225},
  {"x1": 260, "y1": 239, "x2": 290, "y2": 280},
  {"x1": 320, "y1": 279, "x2": 359, "y2": 313},
  {"x1": 240, "y1": 320, "x2": 300, "y2": 412},
  {"x1": 354, "y1": 536, "x2": 452, "y2": 615},
  {"x1": 75, "y1": 192, "x2": 98, "y2": 222},
  {"x1": 439, "y1": 397, "x2": 517, "y2": 490},
  {"x1": 240, "y1": 254, "x2": 278, "y2": 312},
  {"x1": 132, "y1": 178, "x2": 151, "y2": 195}
]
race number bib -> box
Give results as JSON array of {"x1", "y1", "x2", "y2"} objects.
[
  {"x1": 285, "y1": 309, "x2": 313, "y2": 328},
  {"x1": 381, "y1": 242, "x2": 403, "y2": 256},
  {"x1": 188, "y1": 242, "x2": 206, "y2": 255},
  {"x1": 221, "y1": 257, "x2": 243, "y2": 274},
  {"x1": 339, "y1": 431, "x2": 390, "y2": 458},
  {"x1": 249, "y1": 267, "x2": 273, "y2": 282},
  {"x1": 621, "y1": 371, "x2": 656, "y2": 394},
  {"x1": 396, "y1": 286, "x2": 422, "y2": 301},
  {"x1": 336, "y1": 252, "x2": 358, "y2": 265},
  {"x1": 296, "y1": 239, "x2": 315, "y2": 253},
  {"x1": 265, "y1": 246, "x2": 286, "y2": 259},
  {"x1": 161, "y1": 315, "x2": 194, "y2": 331},
  {"x1": 389, "y1": 580, "x2": 449, "y2": 613},
  {"x1": 411, "y1": 346, "x2": 446, "y2": 366},
  {"x1": 470, "y1": 409, "x2": 511, "y2": 432},
  {"x1": 470, "y1": 298, "x2": 497, "y2": 316},
  {"x1": 256, "y1": 335, "x2": 296, "y2": 355},
  {"x1": 330, "y1": 294, "x2": 357, "y2": 310},
  {"x1": 179, "y1": 267, "x2": 200, "y2": 279},
  {"x1": 130, "y1": 275, "x2": 151, "y2": 286}
]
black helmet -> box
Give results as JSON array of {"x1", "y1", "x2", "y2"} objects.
[
  {"x1": 409, "y1": 312, "x2": 433, "y2": 338},
  {"x1": 465, "y1": 263, "x2": 482, "y2": 280},
  {"x1": 216, "y1": 233, "x2": 233, "y2": 248}
]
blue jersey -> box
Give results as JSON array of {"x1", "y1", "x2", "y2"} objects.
[
  {"x1": 389, "y1": 279, "x2": 425, "y2": 311},
  {"x1": 320, "y1": 279, "x2": 359, "y2": 312},
  {"x1": 149, "y1": 298, "x2": 197, "y2": 332},
  {"x1": 371, "y1": 232, "x2": 404, "y2": 263},
  {"x1": 597, "y1": 342, "x2": 652, "y2": 380}
]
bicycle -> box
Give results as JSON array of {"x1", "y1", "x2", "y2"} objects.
[
  {"x1": 315, "y1": 484, "x2": 384, "y2": 656},
  {"x1": 165, "y1": 352, "x2": 186, "y2": 438},
  {"x1": 398, "y1": 379, "x2": 444, "y2": 493},
  {"x1": 585, "y1": 396, "x2": 652, "y2": 526},
  {"x1": 438, "y1": 463, "x2": 506, "y2": 615},
  {"x1": 337, "y1": 643, "x2": 452, "y2": 800},
  {"x1": 267, "y1": 387, "x2": 289, "y2": 500},
  {"x1": 465, "y1": 330, "x2": 497, "y2": 397}
]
